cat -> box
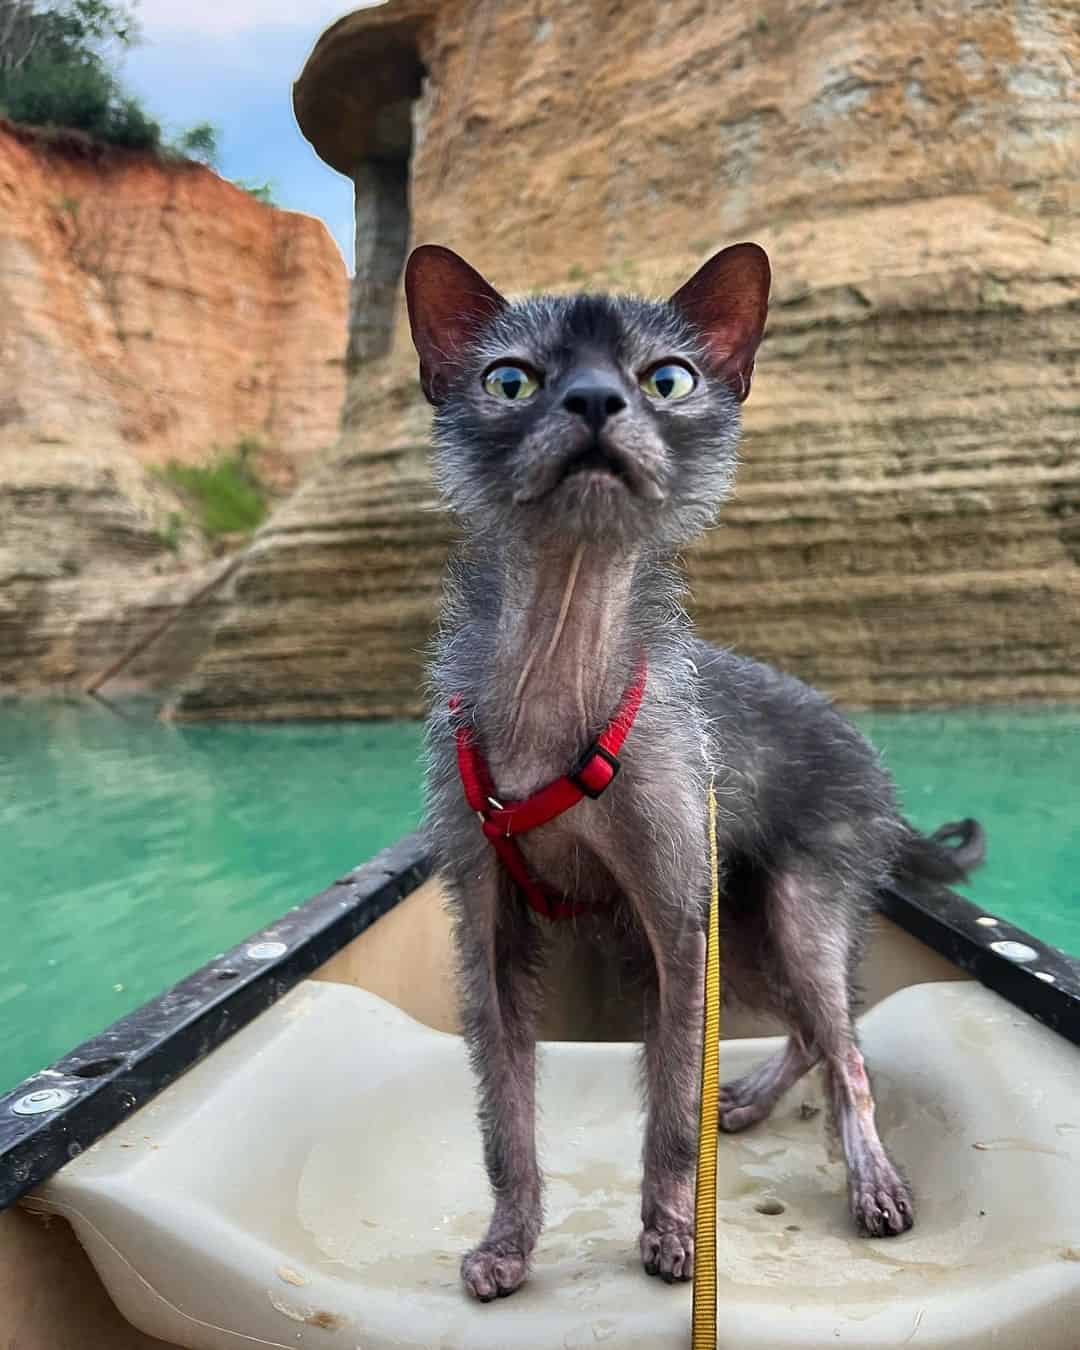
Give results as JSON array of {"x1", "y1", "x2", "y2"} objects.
[{"x1": 405, "y1": 242, "x2": 984, "y2": 1301}]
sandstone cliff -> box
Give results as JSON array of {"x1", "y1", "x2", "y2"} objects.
[
  {"x1": 0, "y1": 122, "x2": 348, "y2": 692},
  {"x1": 174, "y1": 0, "x2": 1080, "y2": 719}
]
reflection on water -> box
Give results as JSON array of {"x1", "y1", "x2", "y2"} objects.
[{"x1": 1, "y1": 697, "x2": 1077, "y2": 1092}]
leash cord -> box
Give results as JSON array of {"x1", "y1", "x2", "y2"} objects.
[{"x1": 691, "y1": 778, "x2": 721, "y2": 1348}]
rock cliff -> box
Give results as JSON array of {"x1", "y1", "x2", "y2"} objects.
[
  {"x1": 0, "y1": 121, "x2": 348, "y2": 693},
  {"x1": 173, "y1": 0, "x2": 1079, "y2": 718}
]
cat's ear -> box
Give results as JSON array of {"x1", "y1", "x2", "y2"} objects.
[
  {"x1": 670, "y1": 243, "x2": 770, "y2": 402},
  {"x1": 405, "y1": 245, "x2": 507, "y2": 404}
]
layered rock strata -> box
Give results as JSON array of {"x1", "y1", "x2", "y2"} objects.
[
  {"x1": 173, "y1": 0, "x2": 1079, "y2": 718},
  {"x1": 0, "y1": 122, "x2": 348, "y2": 692}
]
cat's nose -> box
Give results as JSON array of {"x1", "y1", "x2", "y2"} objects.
[{"x1": 561, "y1": 373, "x2": 627, "y2": 433}]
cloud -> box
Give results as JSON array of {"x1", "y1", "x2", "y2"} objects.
[{"x1": 137, "y1": 0, "x2": 385, "y2": 39}]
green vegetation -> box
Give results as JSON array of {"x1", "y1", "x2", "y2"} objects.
[
  {"x1": 173, "y1": 119, "x2": 218, "y2": 166},
  {"x1": 1, "y1": 3, "x2": 282, "y2": 210},
  {"x1": 234, "y1": 178, "x2": 277, "y2": 206},
  {"x1": 159, "y1": 440, "x2": 268, "y2": 541},
  {"x1": 0, "y1": 3, "x2": 233, "y2": 175},
  {"x1": 154, "y1": 509, "x2": 183, "y2": 554},
  {"x1": 0, "y1": 1, "x2": 163, "y2": 149}
]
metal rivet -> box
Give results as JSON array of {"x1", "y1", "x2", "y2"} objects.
[
  {"x1": 975, "y1": 916, "x2": 999, "y2": 927},
  {"x1": 11, "y1": 1087, "x2": 77, "y2": 1116},
  {"x1": 990, "y1": 940, "x2": 1038, "y2": 963},
  {"x1": 1034, "y1": 971, "x2": 1056, "y2": 984},
  {"x1": 247, "y1": 941, "x2": 287, "y2": 961}
]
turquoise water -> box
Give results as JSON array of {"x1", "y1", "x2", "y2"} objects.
[
  {"x1": 1, "y1": 699, "x2": 1077, "y2": 1093},
  {"x1": 856, "y1": 705, "x2": 1080, "y2": 955},
  {"x1": 0, "y1": 700, "x2": 424, "y2": 1092}
]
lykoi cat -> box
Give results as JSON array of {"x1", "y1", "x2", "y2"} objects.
[{"x1": 405, "y1": 243, "x2": 984, "y2": 1302}]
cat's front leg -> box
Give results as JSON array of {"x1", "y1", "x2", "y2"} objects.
[
  {"x1": 637, "y1": 911, "x2": 705, "y2": 1282},
  {"x1": 451, "y1": 873, "x2": 546, "y2": 1301}
]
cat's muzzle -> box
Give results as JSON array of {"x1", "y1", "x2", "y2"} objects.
[{"x1": 514, "y1": 434, "x2": 666, "y2": 505}]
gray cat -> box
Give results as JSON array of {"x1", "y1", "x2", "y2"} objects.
[{"x1": 405, "y1": 243, "x2": 984, "y2": 1301}]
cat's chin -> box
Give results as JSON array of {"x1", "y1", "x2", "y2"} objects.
[
  {"x1": 571, "y1": 466, "x2": 625, "y2": 486},
  {"x1": 526, "y1": 472, "x2": 665, "y2": 552},
  {"x1": 525, "y1": 468, "x2": 637, "y2": 519},
  {"x1": 563, "y1": 468, "x2": 632, "y2": 502},
  {"x1": 515, "y1": 471, "x2": 627, "y2": 507}
]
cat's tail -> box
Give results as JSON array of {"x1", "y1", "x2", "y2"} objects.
[{"x1": 895, "y1": 818, "x2": 987, "y2": 885}]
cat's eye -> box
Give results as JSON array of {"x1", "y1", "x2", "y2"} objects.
[
  {"x1": 483, "y1": 364, "x2": 540, "y2": 401},
  {"x1": 640, "y1": 362, "x2": 695, "y2": 402}
]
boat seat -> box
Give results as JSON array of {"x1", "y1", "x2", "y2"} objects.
[{"x1": 30, "y1": 980, "x2": 1080, "y2": 1349}]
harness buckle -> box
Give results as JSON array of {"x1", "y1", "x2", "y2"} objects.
[{"x1": 569, "y1": 743, "x2": 621, "y2": 799}]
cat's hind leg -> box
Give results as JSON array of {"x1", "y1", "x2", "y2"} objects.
[
  {"x1": 719, "y1": 1037, "x2": 818, "y2": 1133},
  {"x1": 765, "y1": 868, "x2": 914, "y2": 1236}
]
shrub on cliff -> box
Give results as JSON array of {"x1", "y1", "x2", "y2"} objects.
[
  {"x1": 1, "y1": 5, "x2": 282, "y2": 189},
  {"x1": 160, "y1": 440, "x2": 269, "y2": 542},
  {"x1": 234, "y1": 179, "x2": 277, "y2": 206},
  {"x1": 174, "y1": 120, "x2": 218, "y2": 166},
  {"x1": 0, "y1": 0, "x2": 160, "y2": 150}
]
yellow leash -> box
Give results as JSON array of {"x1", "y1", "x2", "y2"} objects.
[{"x1": 692, "y1": 779, "x2": 722, "y2": 1348}]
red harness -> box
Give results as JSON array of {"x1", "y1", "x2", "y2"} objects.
[{"x1": 450, "y1": 658, "x2": 648, "y2": 920}]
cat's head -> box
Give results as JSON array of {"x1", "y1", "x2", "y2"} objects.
[{"x1": 405, "y1": 243, "x2": 770, "y2": 552}]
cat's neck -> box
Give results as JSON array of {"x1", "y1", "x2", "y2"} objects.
[{"x1": 467, "y1": 537, "x2": 649, "y2": 799}]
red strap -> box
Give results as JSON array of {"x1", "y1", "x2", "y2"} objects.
[{"x1": 450, "y1": 657, "x2": 647, "y2": 921}]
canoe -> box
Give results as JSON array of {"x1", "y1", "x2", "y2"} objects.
[{"x1": 2, "y1": 832, "x2": 1078, "y2": 1349}]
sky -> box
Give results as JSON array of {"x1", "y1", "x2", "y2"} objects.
[{"x1": 122, "y1": 0, "x2": 385, "y2": 268}]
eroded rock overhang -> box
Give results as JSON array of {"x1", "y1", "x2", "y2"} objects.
[{"x1": 294, "y1": 4, "x2": 430, "y2": 367}]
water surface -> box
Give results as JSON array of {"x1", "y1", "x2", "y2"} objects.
[
  {"x1": 857, "y1": 705, "x2": 1080, "y2": 956},
  {"x1": 0, "y1": 700, "x2": 423, "y2": 1090},
  {"x1": 1, "y1": 698, "x2": 1076, "y2": 1092}
]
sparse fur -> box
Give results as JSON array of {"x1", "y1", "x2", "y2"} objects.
[{"x1": 407, "y1": 245, "x2": 984, "y2": 1301}]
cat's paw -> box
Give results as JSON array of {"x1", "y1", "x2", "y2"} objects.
[
  {"x1": 640, "y1": 1223, "x2": 694, "y2": 1282},
  {"x1": 850, "y1": 1164, "x2": 914, "y2": 1237},
  {"x1": 718, "y1": 1095, "x2": 771, "y2": 1133},
  {"x1": 461, "y1": 1243, "x2": 528, "y2": 1301}
]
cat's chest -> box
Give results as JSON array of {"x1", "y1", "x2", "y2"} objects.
[
  {"x1": 473, "y1": 725, "x2": 636, "y2": 898},
  {"x1": 476, "y1": 733, "x2": 711, "y2": 905},
  {"x1": 511, "y1": 803, "x2": 625, "y2": 905}
]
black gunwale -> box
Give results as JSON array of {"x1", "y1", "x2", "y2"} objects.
[
  {"x1": 0, "y1": 832, "x2": 431, "y2": 1211},
  {"x1": 877, "y1": 881, "x2": 1080, "y2": 1045},
  {"x1": 1, "y1": 834, "x2": 1077, "y2": 1212}
]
